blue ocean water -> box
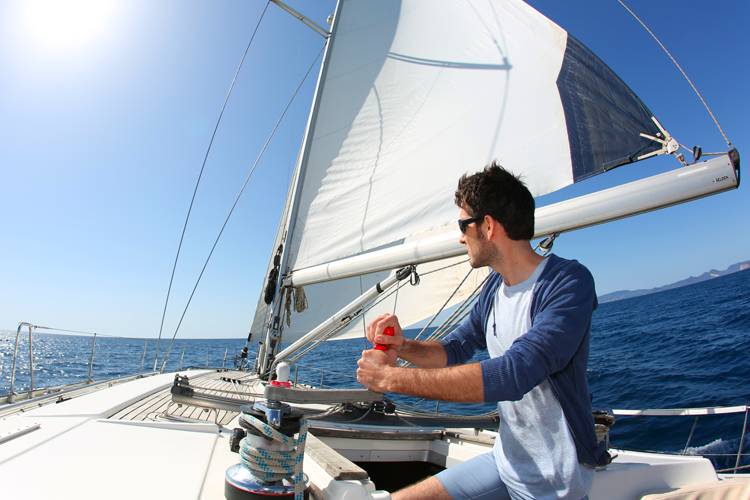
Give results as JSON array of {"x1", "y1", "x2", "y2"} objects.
[{"x1": 1, "y1": 269, "x2": 748, "y2": 467}]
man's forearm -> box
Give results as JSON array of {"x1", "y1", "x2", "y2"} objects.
[
  {"x1": 385, "y1": 363, "x2": 484, "y2": 402},
  {"x1": 397, "y1": 339, "x2": 448, "y2": 368}
]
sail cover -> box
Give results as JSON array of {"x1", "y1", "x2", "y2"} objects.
[{"x1": 252, "y1": 0, "x2": 661, "y2": 344}]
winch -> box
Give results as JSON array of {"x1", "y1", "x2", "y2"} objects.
[{"x1": 225, "y1": 362, "x2": 309, "y2": 500}]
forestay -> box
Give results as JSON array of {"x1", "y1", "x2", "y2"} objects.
[{"x1": 253, "y1": 0, "x2": 662, "y2": 345}]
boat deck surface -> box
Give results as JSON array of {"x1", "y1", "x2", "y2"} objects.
[
  {"x1": 1, "y1": 369, "x2": 748, "y2": 500},
  {"x1": 109, "y1": 369, "x2": 259, "y2": 426}
]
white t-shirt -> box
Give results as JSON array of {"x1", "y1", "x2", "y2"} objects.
[{"x1": 486, "y1": 257, "x2": 593, "y2": 499}]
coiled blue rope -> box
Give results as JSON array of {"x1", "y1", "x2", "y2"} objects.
[{"x1": 239, "y1": 412, "x2": 308, "y2": 499}]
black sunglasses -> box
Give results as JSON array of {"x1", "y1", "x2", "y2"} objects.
[{"x1": 458, "y1": 215, "x2": 484, "y2": 234}]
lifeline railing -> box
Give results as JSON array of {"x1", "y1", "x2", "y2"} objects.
[
  {"x1": 612, "y1": 405, "x2": 750, "y2": 474},
  {"x1": 0, "y1": 321, "x2": 239, "y2": 404},
  {"x1": 8, "y1": 322, "x2": 35, "y2": 403},
  {"x1": 3, "y1": 322, "x2": 149, "y2": 403},
  {"x1": 291, "y1": 363, "x2": 750, "y2": 472}
]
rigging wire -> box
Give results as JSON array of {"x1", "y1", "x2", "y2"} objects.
[
  {"x1": 391, "y1": 278, "x2": 400, "y2": 314},
  {"x1": 153, "y1": 1, "x2": 272, "y2": 371},
  {"x1": 288, "y1": 259, "x2": 474, "y2": 363},
  {"x1": 283, "y1": 269, "x2": 499, "y2": 419},
  {"x1": 419, "y1": 271, "x2": 488, "y2": 342},
  {"x1": 287, "y1": 275, "x2": 414, "y2": 364},
  {"x1": 616, "y1": 0, "x2": 732, "y2": 147},
  {"x1": 25, "y1": 324, "x2": 149, "y2": 340},
  {"x1": 359, "y1": 275, "x2": 368, "y2": 351},
  {"x1": 288, "y1": 261, "x2": 479, "y2": 368},
  {"x1": 159, "y1": 45, "x2": 327, "y2": 372},
  {"x1": 28, "y1": 325, "x2": 99, "y2": 336},
  {"x1": 411, "y1": 267, "x2": 476, "y2": 342},
  {"x1": 424, "y1": 292, "x2": 477, "y2": 341},
  {"x1": 420, "y1": 258, "x2": 470, "y2": 276},
  {"x1": 282, "y1": 260, "x2": 479, "y2": 378}
]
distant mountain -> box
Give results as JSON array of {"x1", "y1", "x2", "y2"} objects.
[{"x1": 598, "y1": 260, "x2": 750, "y2": 303}]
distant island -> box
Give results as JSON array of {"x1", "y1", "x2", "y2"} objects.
[{"x1": 598, "y1": 260, "x2": 750, "y2": 303}]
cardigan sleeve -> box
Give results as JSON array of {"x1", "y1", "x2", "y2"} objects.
[
  {"x1": 479, "y1": 264, "x2": 595, "y2": 402},
  {"x1": 439, "y1": 297, "x2": 487, "y2": 365}
]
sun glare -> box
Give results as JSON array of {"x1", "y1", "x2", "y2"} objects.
[{"x1": 23, "y1": 0, "x2": 116, "y2": 51}]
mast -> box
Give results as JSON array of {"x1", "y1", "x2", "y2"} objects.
[{"x1": 257, "y1": 0, "x2": 344, "y2": 375}]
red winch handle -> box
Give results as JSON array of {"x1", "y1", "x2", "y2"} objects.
[{"x1": 374, "y1": 326, "x2": 395, "y2": 351}]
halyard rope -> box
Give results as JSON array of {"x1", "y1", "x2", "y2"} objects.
[{"x1": 239, "y1": 412, "x2": 308, "y2": 500}]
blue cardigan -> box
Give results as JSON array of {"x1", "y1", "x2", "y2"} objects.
[{"x1": 440, "y1": 254, "x2": 609, "y2": 467}]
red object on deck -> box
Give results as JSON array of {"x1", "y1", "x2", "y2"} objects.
[
  {"x1": 270, "y1": 380, "x2": 291, "y2": 388},
  {"x1": 374, "y1": 326, "x2": 395, "y2": 351}
]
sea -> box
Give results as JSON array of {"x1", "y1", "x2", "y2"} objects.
[{"x1": 1, "y1": 269, "x2": 748, "y2": 469}]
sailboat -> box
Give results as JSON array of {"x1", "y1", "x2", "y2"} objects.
[{"x1": 0, "y1": 1, "x2": 745, "y2": 499}]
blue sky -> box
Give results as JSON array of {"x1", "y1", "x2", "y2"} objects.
[{"x1": 0, "y1": 0, "x2": 746, "y2": 339}]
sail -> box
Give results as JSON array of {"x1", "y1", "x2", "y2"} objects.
[
  {"x1": 279, "y1": 240, "x2": 488, "y2": 345},
  {"x1": 285, "y1": 0, "x2": 660, "y2": 274},
  {"x1": 252, "y1": 0, "x2": 664, "y2": 347}
]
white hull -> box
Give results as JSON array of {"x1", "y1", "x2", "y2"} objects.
[{"x1": 1, "y1": 370, "x2": 747, "y2": 500}]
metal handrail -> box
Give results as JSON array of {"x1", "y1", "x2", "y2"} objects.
[
  {"x1": 3, "y1": 322, "x2": 155, "y2": 403},
  {"x1": 87, "y1": 333, "x2": 97, "y2": 384},
  {"x1": 612, "y1": 405, "x2": 750, "y2": 416},
  {"x1": 2, "y1": 321, "x2": 251, "y2": 402},
  {"x1": 140, "y1": 339, "x2": 148, "y2": 371},
  {"x1": 613, "y1": 404, "x2": 750, "y2": 474},
  {"x1": 8, "y1": 322, "x2": 35, "y2": 403},
  {"x1": 290, "y1": 363, "x2": 750, "y2": 473}
]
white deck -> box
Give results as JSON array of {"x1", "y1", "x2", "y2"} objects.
[{"x1": 0, "y1": 370, "x2": 744, "y2": 500}]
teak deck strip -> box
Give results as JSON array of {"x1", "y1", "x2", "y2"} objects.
[
  {"x1": 306, "y1": 432, "x2": 368, "y2": 481},
  {"x1": 109, "y1": 371, "x2": 242, "y2": 425}
]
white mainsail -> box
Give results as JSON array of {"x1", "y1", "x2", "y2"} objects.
[
  {"x1": 285, "y1": 0, "x2": 660, "y2": 273},
  {"x1": 253, "y1": 0, "x2": 674, "y2": 350}
]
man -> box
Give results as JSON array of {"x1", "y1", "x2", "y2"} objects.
[{"x1": 357, "y1": 162, "x2": 606, "y2": 499}]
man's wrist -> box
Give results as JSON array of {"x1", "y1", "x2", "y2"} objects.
[
  {"x1": 382, "y1": 365, "x2": 398, "y2": 393},
  {"x1": 396, "y1": 338, "x2": 409, "y2": 356}
]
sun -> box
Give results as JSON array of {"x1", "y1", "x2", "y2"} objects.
[{"x1": 22, "y1": 0, "x2": 116, "y2": 51}]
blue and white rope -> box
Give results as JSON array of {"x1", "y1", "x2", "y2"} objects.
[{"x1": 239, "y1": 413, "x2": 308, "y2": 499}]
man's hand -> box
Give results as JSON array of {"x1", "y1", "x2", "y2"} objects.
[
  {"x1": 366, "y1": 314, "x2": 405, "y2": 354},
  {"x1": 356, "y1": 349, "x2": 394, "y2": 393}
]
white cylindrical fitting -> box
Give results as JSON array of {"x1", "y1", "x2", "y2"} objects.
[{"x1": 276, "y1": 361, "x2": 291, "y2": 383}]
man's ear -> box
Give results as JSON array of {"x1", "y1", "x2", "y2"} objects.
[{"x1": 485, "y1": 215, "x2": 506, "y2": 240}]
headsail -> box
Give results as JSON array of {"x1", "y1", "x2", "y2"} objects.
[{"x1": 253, "y1": 0, "x2": 665, "y2": 348}]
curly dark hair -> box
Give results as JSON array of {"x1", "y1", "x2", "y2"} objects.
[{"x1": 454, "y1": 161, "x2": 534, "y2": 240}]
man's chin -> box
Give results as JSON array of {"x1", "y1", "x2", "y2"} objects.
[{"x1": 468, "y1": 257, "x2": 483, "y2": 269}]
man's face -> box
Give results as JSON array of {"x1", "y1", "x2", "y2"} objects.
[{"x1": 459, "y1": 206, "x2": 493, "y2": 268}]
